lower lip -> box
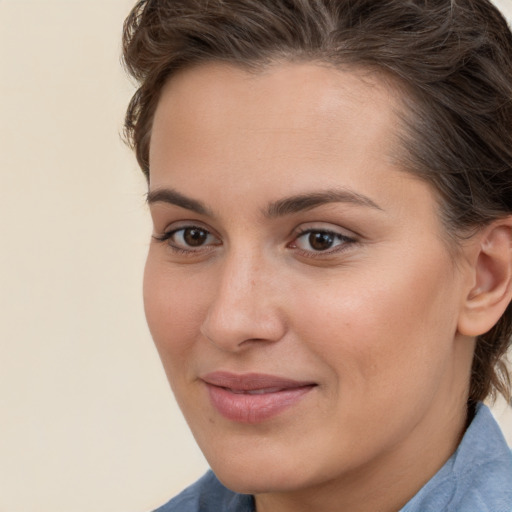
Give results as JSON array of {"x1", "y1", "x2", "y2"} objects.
[{"x1": 205, "y1": 384, "x2": 314, "y2": 423}]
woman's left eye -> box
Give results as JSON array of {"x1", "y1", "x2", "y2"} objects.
[{"x1": 290, "y1": 229, "x2": 355, "y2": 254}]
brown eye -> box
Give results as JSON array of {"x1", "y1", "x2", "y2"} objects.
[
  {"x1": 308, "y1": 231, "x2": 335, "y2": 251},
  {"x1": 156, "y1": 225, "x2": 221, "y2": 252},
  {"x1": 292, "y1": 228, "x2": 356, "y2": 255},
  {"x1": 183, "y1": 228, "x2": 209, "y2": 247}
]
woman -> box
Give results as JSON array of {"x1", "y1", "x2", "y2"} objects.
[{"x1": 122, "y1": 0, "x2": 512, "y2": 511}]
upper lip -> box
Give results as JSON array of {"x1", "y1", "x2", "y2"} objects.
[{"x1": 201, "y1": 371, "x2": 317, "y2": 392}]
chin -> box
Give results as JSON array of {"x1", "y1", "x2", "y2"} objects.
[
  {"x1": 213, "y1": 471, "x2": 275, "y2": 495},
  {"x1": 202, "y1": 440, "x2": 327, "y2": 495},
  {"x1": 211, "y1": 463, "x2": 305, "y2": 495}
]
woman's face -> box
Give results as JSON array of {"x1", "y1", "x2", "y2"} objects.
[{"x1": 145, "y1": 62, "x2": 475, "y2": 502}]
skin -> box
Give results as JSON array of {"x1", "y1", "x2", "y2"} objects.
[{"x1": 144, "y1": 62, "x2": 479, "y2": 512}]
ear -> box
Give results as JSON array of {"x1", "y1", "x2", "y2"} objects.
[{"x1": 458, "y1": 218, "x2": 512, "y2": 337}]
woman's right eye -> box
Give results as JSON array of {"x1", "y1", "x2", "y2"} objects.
[{"x1": 154, "y1": 226, "x2": 221, "y2": 252}]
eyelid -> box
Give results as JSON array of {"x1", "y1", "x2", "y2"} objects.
[
  {"x1": 291, "y1": 221, "x2": 358, "y2": 240},
  {"x1": 288, "y1": 223, "x2": 358, "y2": 256},
  {"x1": 153, "y1": 223, "x2": 222, "y2": 254},
  {"x1": 153, "y1": 219, "x2": 218, "y2": 239}
]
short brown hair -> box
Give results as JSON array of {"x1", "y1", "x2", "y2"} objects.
[{"x1": 122, "y1": 0, "x2": 512, "y2": 404}]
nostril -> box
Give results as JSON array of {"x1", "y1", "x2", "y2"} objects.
[{"x1": 200, "y1": 307, "x2": 287, "y2": 352}]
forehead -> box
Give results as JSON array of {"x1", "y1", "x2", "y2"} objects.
[
  {"x1": 147, "y1": 61, "x2": 426, "y2": 223},
  {"x1": 150, "y1": 61, "x2": 404, "y2": 175},
  {"x1": 156, "y1": 61, "x2": 396, "y2": 114}
]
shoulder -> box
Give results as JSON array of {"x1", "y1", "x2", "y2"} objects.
[
  {"x1": 449, "y1": 404, "x2": 512, "y2": 512},
  {"x1": 402, "y1": 404, "x2": 512, "y2": 512},
  {"x1": 152, "y1": 470, "x2": 254, "y2": 512}
]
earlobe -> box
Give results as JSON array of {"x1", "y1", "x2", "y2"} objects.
[{"x1": 458, "y1": 219, "x2": 512, "y2": 337}]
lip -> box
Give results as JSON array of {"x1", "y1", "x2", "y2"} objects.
[{"x1": 201, "y1": 372, "x2": 317, "y2": 423}]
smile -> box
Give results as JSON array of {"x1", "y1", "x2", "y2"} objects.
[
  {"x1": 229, "y1": 387, "x2": 286, "y2": 395},
  {"x1": 201, "y1": 372, "x2": 317, "y2": 423}
]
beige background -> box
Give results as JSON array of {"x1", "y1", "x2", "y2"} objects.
[{"x1": 1, "y1": 1, "x2": 511, "y2": 511}]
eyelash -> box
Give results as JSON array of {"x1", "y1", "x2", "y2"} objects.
[
  {"x1": 290, "y1": 228, "x2": 357, "y2": 257},
  {"x1": 153, "y1": 226, "x2": 220, "y2": 255},
  {"x1": 153, "y1": 225, "x2": 357, "y2": 258}
]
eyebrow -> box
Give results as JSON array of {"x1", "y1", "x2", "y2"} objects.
[
  {"x1": 146, "y1": 187, "x2": 382, "y2": 217},
  {"x1": 265, "y1": 189, "x2": 382, "y2": 217},
  {"x1": 146, "y1": 188, "x2": 212, "y2": 216}
]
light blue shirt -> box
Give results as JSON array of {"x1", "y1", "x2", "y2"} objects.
[{"x1": 154, "y1": 403, "x2": 512, "y2": 511}]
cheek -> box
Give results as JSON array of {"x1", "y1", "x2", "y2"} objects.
[
  {"x1": 143, "y1": 254, "x2": 207, "y2": 365},
  {"x1": 291, "y1": 253, "x2": 460, "y2": 395}
]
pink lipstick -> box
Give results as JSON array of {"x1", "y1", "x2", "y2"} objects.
[{"x1": 201, "y1": 372, "x2": 316, "y2": 423}]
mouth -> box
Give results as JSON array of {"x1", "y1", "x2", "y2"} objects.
[
  {"x1": 228, "y1": 387, "x2": 291, "y2": 395},
  {"x1": 201, "y1": 372, "x2": 317, "y2": 423}
]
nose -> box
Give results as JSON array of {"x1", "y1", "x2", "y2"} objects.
[{"x1": 200, "y1": 250, "x2": 287, "y2": 352}]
